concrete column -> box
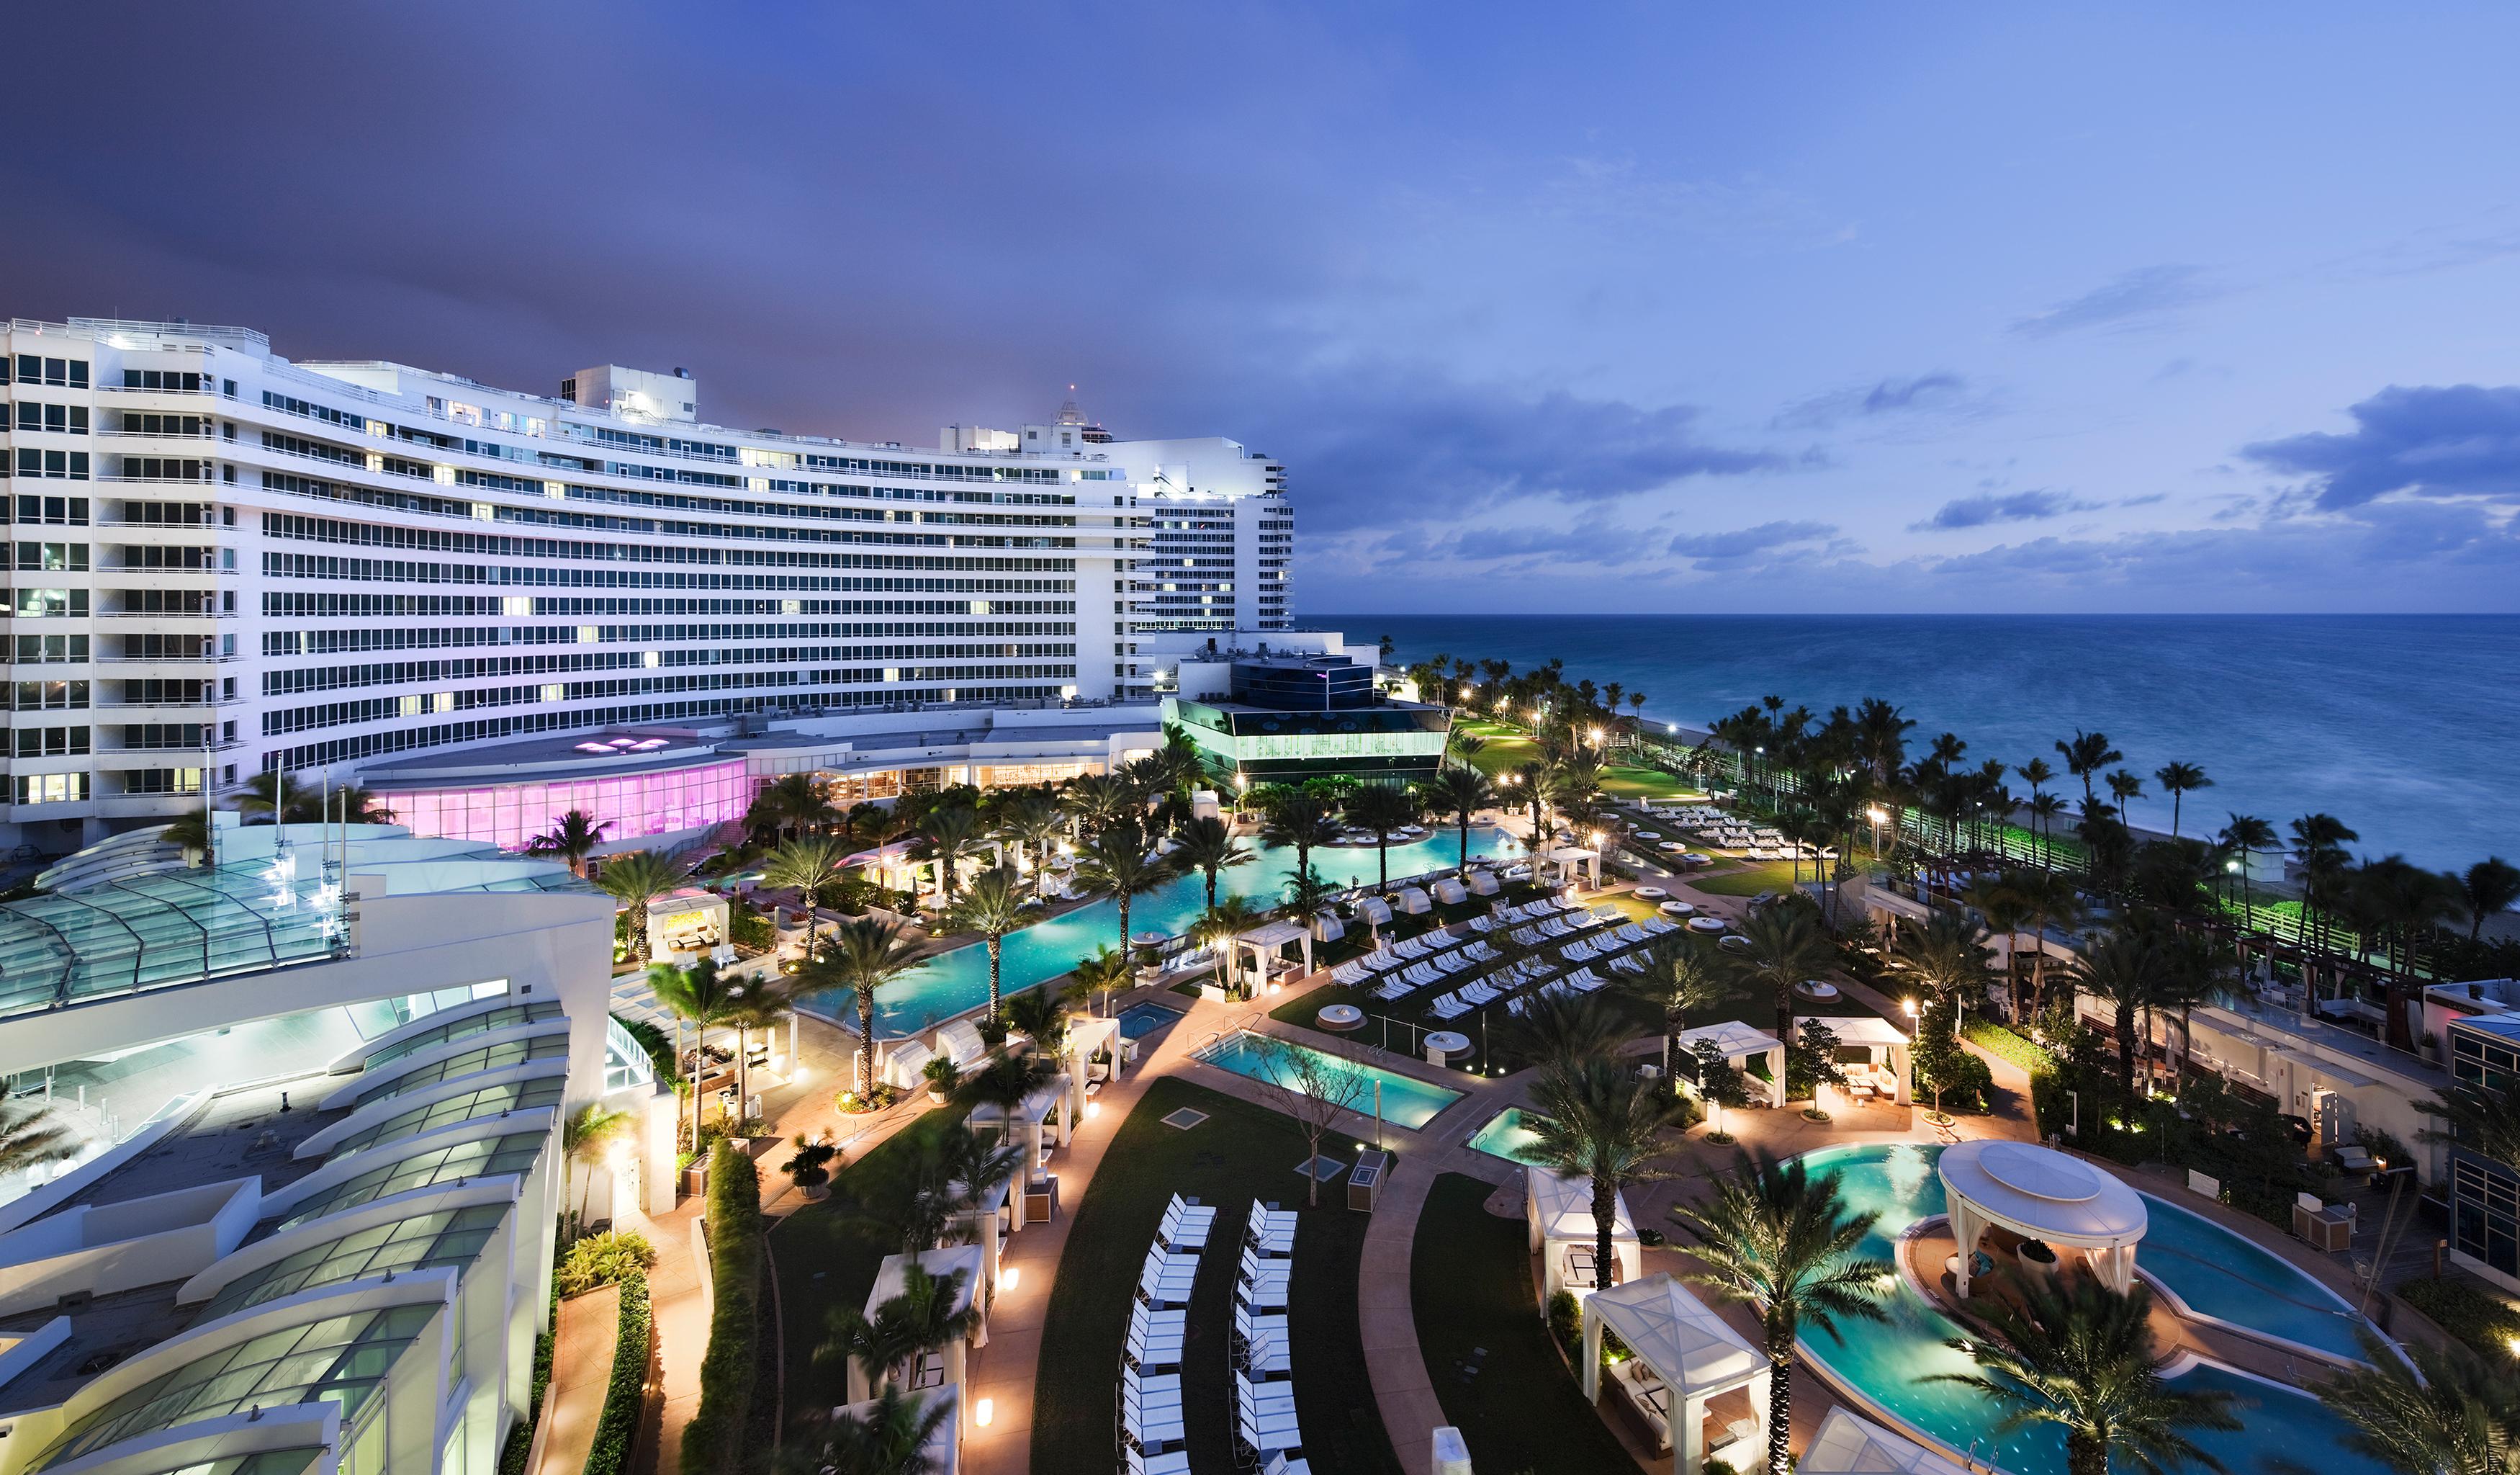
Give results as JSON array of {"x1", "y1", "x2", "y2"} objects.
[
  {"x1": 642, "y1": 1086, "x2": 678, "y2": 1216},
  {"x1": 1581, "y1": 1306, "x2": 1604, "y2": 1402},
  {"x1": 1678, "y1": 1391, "x2": 1706, "y2": 1475},
  {"x1": 1766, "y1": 1046, "x2": 1787, "y2": 1108},
  {"x1": 1952, "y1": 1201, "x2": 1985, "y2": 1297}
]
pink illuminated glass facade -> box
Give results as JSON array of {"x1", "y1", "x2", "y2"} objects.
[{"x1": 382, "y1": 759, "x2": 754, "y2": 848}]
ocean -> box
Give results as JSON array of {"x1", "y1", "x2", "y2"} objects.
[{"x1": 1325, "y1": 614, "x2": 2520, "y2": 875}]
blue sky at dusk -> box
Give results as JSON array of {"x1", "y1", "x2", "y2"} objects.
[{"x1": 8, "y1": 5, "x2": 2518, "y2": 612}]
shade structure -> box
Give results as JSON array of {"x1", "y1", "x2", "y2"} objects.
[
  {"x1": 1230, "y1": 917, "x2": 1313, "y2": 992},
  {"x1": 833, "y1": 1387, "x2": 960, "y2": 1473},
  {"x1": 1525, "y1": 1164, "x2": 1642, "y2": 1306},
  {"x1": 1799, "y1": 1407, "x2": 1971, "y2": 1475},
  {"x1": 1393, "y1": 885, "x2": 1432, "y2": 914},
  {"x1": 1356, "y1": 896, "x2": 1392, "y2": 925},
  {"x1": 1464, "y1": 868, "x2": 1501, "y2": 896},
  {"x1": 1544, "y1": 845, "x2": 1602, "y2": 889},
  {"x1": 1937, "y1": 1140, "x2": 2147, "y2": 1296},
  {"x1": 1310, "y1": 910, "x2": 1345, "y2": 943},
  {"x1": 854, "y1": 1243, "x2": 989, "y2": 1407},
  {"x1": 1431, "y1": 878, "x2": 1470, "y2": 905},
  {"x1": 1819, "y1": 1013, "x2": 1914, "y2": 1106},
  {"x1": 935, "y1": 1018, "x2": 989, "y2": 1066},
  {"x1": 1676, "y1": 1020, "x2": 1788, "y2": 1109},
  {"x1": 1580, "y1": 1272, "x2": 1770, "y2": 1475}
]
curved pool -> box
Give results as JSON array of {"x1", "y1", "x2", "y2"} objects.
[
  {"x1": 814, "y1": 825, "x2": 1521, "y2": 1034},
  {"x1": 1797, "y1": 1144, "x2": 2388, "y2": 1475}
]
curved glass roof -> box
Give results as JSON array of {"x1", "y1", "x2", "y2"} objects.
[
  {"x1": 121, "y1": 1449, "x2": 323, "y2": 1475},
  {"x1": 361, "y1": 999, "x2": 564, "y2": 1070},
  {"x1": 343, "y1": 1031, "x2": 570, "y2": 1109},
  {"x1": 38, "y1": 1304, "x2": 436, "y2": 1470},
  {"x1": 329, "y1": 1074, "x2": 566, "y2": 1157},
  {"x1": 277, "y1": 1131, "x2": 546, "y2": 1231},
  {"x1": 204, "y1": 1203, "x2": 508, "y2": 1320}
]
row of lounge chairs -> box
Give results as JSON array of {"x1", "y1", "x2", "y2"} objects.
[
  {"x1": 1428, "y1": 907, "x2": 1683, "y2": 1022},
  {"x1": 1232, "y1": 1203, "x2": 1308, "y2": 1469},
  {"x1": 1121, "y1": 1193, "x2": 1215, "y2": 1468}
]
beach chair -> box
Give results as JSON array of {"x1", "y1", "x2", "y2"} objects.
[
  {"x1": 1139, "y1": 1250, "x2": 1199, "y2": 1306},
  {"x1": 1592, "y1": 903, "x2": 1624, "y2": 923},
  {"x1": 1127, "y1": 1322, "x2": 1184, "y2": 1369},
  {"x1": 1127, "y1": 1449, "x2": 1192, "y2": 1475},
  {"x1": 1159, "y1": 1194, "x2": 1215, "y2": 1251},
  {"x1": 1241, "y1": 1330, "x2": 1292, "y2": 1375},
  {"x1": 1427, "y1": 992, "x2": 1467, "y2": 1021},
  {"x1": 1641, "y1": 915, "x2": 1678, "y2": 935},
  {"x1": 1611, "y1": 951, "x2": 1647, "y2": 976},
  {"x1": 1236, "y1": 1302, "x2": 1291, "y2": 1351},
  {"x1": 1237, "y1": 1273, "x2": 1289, "y2": 1312},
  {"x1": 1462, "y1": 939, "x2": 1500, "y2": 963},
  {"x1": 1562, "y1": 936, "x2": 1598, "y2": 962},
  {"x1": 1125, "y1": 1366, "x2": 1184, "y2": 1407},
  {"x1": 1330, "y1": 959, "x2": 1369, "y2": 987},
  {"x1": 1249, "y1": 1200, "x2": 1299, "y2": 1242},
  {"x1": 1372, "y1": 974, "x2": 1413, "y2": 1002},
  {"x1": 1238, "y1": 1371, "x2": 1300, "y2": 1417},
  {"x1": 1125, "y1": 1391, "x2": 1187, "y2": 1448}
]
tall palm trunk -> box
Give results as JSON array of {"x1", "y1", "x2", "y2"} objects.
[
  {"x1": 1593, "y1": 1180, "x2": 1618, "y2": 1291},
  {"x1": 2066, "y1": 1433, "x2": 2106, "y2": 1475},
  {"x1": 1377, "y1": 834, "x2": 1390, "y2": 889},
  {"x1": 987, "y1": 938, "x2": 1004, "y2": 1018},
  {"x1": 858, "y1": 985, "x2": 878, "y2": 1094},
  {"x1": 1763, "y1": 1335, "x2": 1795, "y2": 1475}
]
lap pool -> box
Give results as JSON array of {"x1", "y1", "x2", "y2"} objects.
[
  {"x1": 1466, "y1": 1107, "x2": 1549, "y2": 1165},
  {"x1": 811, "y1": 825, "x2": 1518, "y2": 1034},
  {"x1": 1796, "y1": 1144, "x2": 2390, "y2": 1475},
  {"x1": 1192, "y1": 1031, "x2": 1464, "y2": 1131}
]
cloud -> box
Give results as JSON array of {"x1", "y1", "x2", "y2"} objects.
[
  {"x1": 1665, "y1": 521, "x2": 1837, "y2": 570},
  {"x1": 1442, "y1": 524, "x2": 1659, "y2": 566},
  {"x1": 2240, "y1": 384, "x2": 2520, "y2": 511},
  {"x1": 2010, "y1": 264, "x2": 2219, "y2": 339},
  {"x1": 1911, "y1": 489, "x2": 2102, "y2": 531},
  {"x1": 1774, "y1": 372, "x2": 1968, "y2": 430}
]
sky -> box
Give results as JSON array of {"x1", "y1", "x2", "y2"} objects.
[{"x1": 6, "y1": 4, "x2": 2519, "y2": 613}]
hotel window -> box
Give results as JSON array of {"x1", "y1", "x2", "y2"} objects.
[
  {"x1": 14, "y1": 449, "x2": 91, "y2": 480},
  {"x1": 14, "y1": 635, "x2": 90, "y2": 663},
  {"x1": 14, "y1": 681, "x2": 89, "y2": 710},
  {"x1": 118, "y1": 368, "x2": 203, "y2": 391},
  {"x1": 15, "y1": 726, "x2": 90, "y2": 758},
  {"x1": 14, "y1": 494, "x2": 89, "y2": 524},
  {"x1": 2452, "y1": 1030, "x2": 2519, "y2": 1090},
  {"x1": 15, "y1": 542, "x2": 88, "y2": 572},
  {"x1": 14, "y1": 773, "x2": 88, "y2": 804},
  {"x1": 15, "y1": 588, "x2": 88, "y2": 619},
  {"x1": 14, "y1": 403, "x2": 88, "y2": 434},
  {"x1": 2454, "y1": 1155, "x2": 2518, "y2": 1276},
  {"x1": 14, "y1": 356, "x2": 89, "y2": 388}
]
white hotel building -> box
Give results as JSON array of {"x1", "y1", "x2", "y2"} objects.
[{"x1": 0, "y1": 316, "x2": 1293, "y2": 856}]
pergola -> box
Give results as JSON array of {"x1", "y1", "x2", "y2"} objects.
[
  {"x1": 1229, "y1": 918, "x2": 1314, "y2": 995},
  {"x1": 1545, "y1": 845, "x2": 1602, "y2": 890},
  {"x1": 1819, "y1": 1014, "x2": 1914, "y2": 1106},
  {"x1": 1677, "y1": 1021, "x2": 1787, "y2": 1109},
  {"x1": 1799, "y1": 1407, "x2": 1971, "y2": 1475},
  {"x1": 1579, "y1": 1272, "x2": 1769, "y2": 1475},
  {"x1": 1525, "y1": 1164, "x2": 1642, "y2": 1306},
  {"x1": 852, "y1": 1243, "x2": 989, "y2": 1408},
  {"x1": 1937, "y1": 1139, "x2": 2147, "y2": 1298}
]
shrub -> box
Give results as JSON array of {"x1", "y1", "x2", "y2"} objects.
[
  {"x1": 681, "y1": 1141, "x2": 762, "y2": 1475},
  {"x1": 558, "y1": 1231, "x2": 657, "y2": 1297},
  {"x1": 1962, "y1": 1018, "x2": 2056, "y2": 1075},
  {"x1": 922, "y1": 1054, "x2": 962, "y2": 1092},
  {"x1": 1546, "y1": 1288, "x2": 1582, "y2": 1357},
  {"x1": 2398, "y1": 1275, "x2": 2520, "y2": 1363},
  {"x1": 585, "y1": 1270, "x2": 652, "y2": 1475},
  {"x1": 1917, "y1": 1046, "x2": 1994, "y2": 1114},
  {"x1": 782, "y1": 1134, "x2": 838, "y2": 1190}
]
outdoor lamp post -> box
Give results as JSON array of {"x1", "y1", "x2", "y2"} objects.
[{"x1": 1866, "y1": 804, "x2": 1889, "y2": 854}]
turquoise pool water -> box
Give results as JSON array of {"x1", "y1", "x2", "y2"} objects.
[
  {"x1": 822, "y1": 825, "x2": 1518, "y2": 1033},
  {"x1": 2137, "y1": 1191, "x2": 2367, "y2": 1360},
  {"x1": 1192, "y1": 1031, "x2": 1464, "y2": 1131},
  {"x1": 1799, "y1": 1144, "x2": 2390, "y2": 1475},
  {"x1": 1467, "y1": 1107, "x2": 1548, "y2": 1165},
  {"x1": 1117, "y1": 1001, "x2": 1185, "y2": 1041}
]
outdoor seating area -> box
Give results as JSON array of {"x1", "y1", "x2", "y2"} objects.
[
  {"x1": 1115, "y1": 1194, "x2": 1316, "y2": 1473},
  {"x1": 1526, "y1": 1164, "x2": 1642, "y2": 1304},
  {"x1": 1580, "y1": 1273, "x2": 1771, "y2": 1472},
  {"x1": 1644, "y1": 805, "x2": 1835, "y2": 863},
  {"x1": 1320, "y1": 896, "x2": 1684, "y2": 1023}
]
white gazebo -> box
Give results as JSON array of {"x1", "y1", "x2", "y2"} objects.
[
  {"x1": 1799, "y1": 1407, "x2": 1971, "y2": 1475},
  {"x1": 1677, "y1": 1021, "x2": 1787, "y2": 1110},
  {"x1": 1525, "y1": 1164, "x2": 1642, "y2": 1306},
  {"x1": 852, "y1": 1243, "x2": 989, "y2": 1410},
  {"x1": 1230, "y1": 918, "x2": 1315, "y2": 995},
  {"x1": 1580, "y1": 1272, "x2": 1770, "y2": 1474},
  {"x1": 1817, "y1": 1014, "x2": 1914, "y2": 1106},
  {"x1": 1936, "y1": 1139, "x2": 2147, "y2": 1298},
  {"x1": 1545, "y1": 845, "x2": 1602, "y2": 890}
]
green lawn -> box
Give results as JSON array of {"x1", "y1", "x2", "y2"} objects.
[
  {"x1": 1030, "y1": 1077, "x2": 1403, "y2": 1475},
  {"x1": 769, "y1": 1102, "x2": 975, "y2": 1423},
  {"x1": 1410, "y1": 1171, "x2": 1637, "y2": 1474},
  {"x1": 1454, "y1": 719, "x2": 1696, "y2": 802},
  {"x1": 1685, "y1": 860, "x2": 1810, "y2": 897}
]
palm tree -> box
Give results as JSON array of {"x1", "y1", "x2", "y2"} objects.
[
  {"x1": 1001, "y1": 984, "x2": 1076, "y2": 1056},
  {"x1": 1886, "y1": 910, "x2": 1996, "y2": 1027},
  {"x1": 1189, "y1": 896, "x2": 1267, "y2": 990},
  {"x1": 763, "y1": 833, "x2": 856, "y2": 962},
  {"x1": 526, "y1": 809, "x2": 610, "y2": 875},
  {"x1": 1722, "y1": 905, "x2": 1837, "y2": 1050},
  {"x1": 2290, "y1": 812, "x2": 2362, "y2": 962},
  {"x1": 2457, "y1": 857, "x2": 2520, "y2": 943},
  {"x1": 1169, "y1": 815, "x2": 1251, "y2": 909},
  {"x1": 1522, "y1": 1056, "x2": 1689, "y2": 1292},
  {"x1": 748, "y1": 772, "x2": 828, "y2": 843},
  {"x1": 1930, "y1": 1272, "x2": 2240, "y2": 1475},
  {"x1": 646, "y1": 956, "x2": 738, "y2": 1145},
  {"x1": 562, "y1": 1102, "x2": 634, "y2": 1241},
  {"x1": 161, "y1": 812, "x2": 213, "y2": 866},
  {"x1": 793, "y1": 1384, "x2": 955, "y2": 1475},
  {"x1": 723, "y1": 973, "x2": 796, "y2": 1131},
  {"x1": 0, "y1": 1103, "x2": 79, "y2": 1179},
  {"x1": 1281, "y1": 865, "x2": 1338, "y2": 928},
  {"x1": 2151, "y1": 762, "x2": 2212, "y2": 839},
  {"x1": 955, "y1": 1048, "x2": 1066, "y2": 1155},
  {"x1": 946, "y1": 866, "x2": 1029, "y2": 1021},
  {"x1": 1426, "y1": 766, "x2": 1499, "y2": 870},
  {"x1": 2318, "y1": 1329, "x2": 2520, "y2": 1475},
  {"x1": 803, "y1": 917, "x2": 927, "y2": 1097},
  {"x1": 2218, "y1": 815, "x2": 2277, "y2": 921},
  {"x1": 1259, "y1": 790, "x2": 1339, "y2": 883},
  {"x1": 1058, "y1": 771, "x2": 1138, "y2": 838},
  {"x1": 1673, "y1": 1152, "x2": 1892, "y2": 1475},
  {"x1": 2106, "y1": 769, "x2": 2146, "y2": 822},
  {"x1": 914, "y1": 807, "x2": 986, "y2": 905},
  {"x1": 1074, "y1": 822, "x2": 1167, "y2": 953},
  {"x1": 1069, "y1": 944, "x2": 1133, "y2": 1014},
  {"x1": 2068, "y1": 929, "x2": 2167, "y2": 1102},
  {"x1": 237, "y1": 769, "x2": 315, "y2": 824},
  {"x1": 2055, "y1": 730, "x2": 2123, "y2": 807},
  {"x1": 1616, "y1": 942, "x2": 1735, "y2": 1088},
  {"x1": 991, "y1": 789, "x2": 1066, "y2": 895},
  {"x1": 2352, "y1": 856, "x2": 2464, "y2": 1049},
  {"x1": 595, "y1": 849, "x2": 684, "y2": 962},
  {"x1": 1344, "y1": 784, "x2": 1421, "y2": 891},
  {"x1": 1494, "y1": 990, "x2": 1633, "y2": 1070},
  {"x1": 819, "y1": 1263, "x2": 977, "y2": 1399}
]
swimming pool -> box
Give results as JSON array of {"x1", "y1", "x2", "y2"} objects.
[
  {"x1": 1795, "y1": 1144, "x2": 2390, "y2": 1475},
  {"x1": 1192, "y1": 1031, "x2": 1465, "y2": 1131},
  {"x1": 814, "y1": 825, "x2": 1519, "y2": 1034},
  {"x1": 1466, "y1": 1107, "x2": 1549, "y2": 1165},
  {"x1": 1117, "y1": 1000, "x2": 1186, "y2": 1041}
]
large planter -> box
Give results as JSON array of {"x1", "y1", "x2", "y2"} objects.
[{"x1": 928, "y1": 1088, "x2": 950, "y2": 1105}]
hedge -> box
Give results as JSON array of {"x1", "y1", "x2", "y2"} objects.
[
  {"x1": 681, "y1": 1141, "x2": 763, "y2": 1475},
  {"x1": 585, "y1": 1271, "x2": 653, "y2": 1475},
  {"x1": 2398, "y1": 1276, "x2": 2520, "y2": 1363},
  {"x1": 496, "y1": 1291, "x2": 559, "y2": 1475},
  {"x1": 1962, "y1": 1019, "x2": 2056, "y2": 1075}
]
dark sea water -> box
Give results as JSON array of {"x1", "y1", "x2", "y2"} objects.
[{"x1": 1323, "y1": 614, "x2": 2520, "y2": 874}]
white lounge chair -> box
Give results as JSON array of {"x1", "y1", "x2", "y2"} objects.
[{"x1": 1159, "y1": 1194, "x2": 1215, "y2": 1250}]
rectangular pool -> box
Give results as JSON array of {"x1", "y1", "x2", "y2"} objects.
[
  {"x1": 1192, "y1": 1031, "x2": 1465, "y2": 1130},
  {"x1": 1466, "y1": 1107, "x2": 1548, "y2": 1165},
  {"x1": 1117, "y1": 1000, "x2": 1186, "y2": 1041}
]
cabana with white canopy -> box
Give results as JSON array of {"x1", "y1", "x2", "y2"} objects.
[
  {"x1": 1580, "y1": 1273, "x2": 1770, "y2": 1474},
  {"x1": 1355, "y1": 895, "x2": 1393, "y2": 936},
  {"x1": 1936, "y1": 1140, "x2": 2147, "y2": 1298},
  {"x1": 1799, "y1": 1407, "x2": 1971, "y2": 1475},
  {"x1": 1677, "y1": 1021, "x2": 1787, "y2": 1109},
  {"x1": 1545, "y1": 845, "x2": 1601, "y2": 890},
  {"x1": 1066, "y1": 1013, "x2": 1121, "y2": 1096},
  {"x1": 999, "y1": 1077, "x2": 1071, "y2": 1230},
  {"x1": 1230, "y1": 918, "x2": 1314, "y2": 995},
  {"x1": 1431, "y1": 877, "x2": 1470, "y2": 906},
  {"x1": 1819, "y1": 1013, "x2": 1914, "y2": 1106},
  {"x1": 1392, "y1": 884, "x2": 1432, "y2": 915},
  {"x1": 850, "y1": 1244, "x2": 989, "y2": 1409},
  {"x1": 1464, "y1": 866, "x2": 1502, "y2": 896},
  {"x1": 1526, "y1": 1164, "x2": 1642, "y2": 1306}
]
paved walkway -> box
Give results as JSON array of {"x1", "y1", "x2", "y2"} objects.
[{"x1": 534, "y1": 1282, "x2": 623, "y2": 1475}]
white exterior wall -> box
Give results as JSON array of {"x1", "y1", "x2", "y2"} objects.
[{"x1": 1, "y1": 316, "x2": 1289, "y2": 856}]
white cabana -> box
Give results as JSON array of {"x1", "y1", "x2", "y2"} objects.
[
  {"x1": 646, "y1": 887, "x2": 728, "y2": 959},
  {"x1": 1068, "y1": 1013, "x2": 1121, "y2": 1100},
  {"x1": 1525, "y1": 1164, "x2": 1642, "y2": 1306},
  {"x1": 1546, "y1": 845, "x2": 1602, "y2": 890},
  {"x1": 1464, "y1": 867, "x2": 1501, "y2": 896},
  {"x1": 1581, "y1": 1273, "x2": 1770, "y2": 1474},
  {"x1": 1230, "y1": 918, "x2": 1315, "y2": 995},
  {"x1": 999, "y1": 1076, "x2": 1071, "y2": 1229},
  {"x1": 1356, "y1": 895, "x2": 1393, "y2": 927},
  {"x1": 1799, "y1": 1407, "x2": 1971, "y2": 1475},
  {"x1": 951, "y1": 1173, "x2": 1009, "y2": 1291},
  {"x1": 935, "y1": 1018, "x2": 989, "y2": 1067},
  {"x1": 1936, "y1": 1140, "x2": 2147, "y2": 1298},
  {"x1": 1309, "y1": 909, "x2": 1345, "y2": 944},
  {"x1": 852, "y1": 1244, "x2": 989, "y2": 1407},
  {"x1": 1431, "y1": 877, "x2": 1470, "y2": 906},
  {"x1": 1677, "y1": 1021, "x2": 1787, "y2": 1110},
  {"x1": 883, "y1": 1037, "x2": 936, "y2": 1092},
  {"x1": 1393, "y1": 885, "x2": 1433, "y2": 915},
  {"x1": 1819, "y1": 1014, "x2": 1914, "y2": 1106}
]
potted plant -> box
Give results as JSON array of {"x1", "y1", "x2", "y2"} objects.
[
  {"x1": 922, "y1": 1054, "x2": 961, "y2": 1104},
  {"x1": 782, "y1": 1134, "x2": 838, "y2": 1200}
]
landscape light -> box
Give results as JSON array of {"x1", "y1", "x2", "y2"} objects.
[
  {"x1": 999, "y1": 1267, "x2": 1022, "y2": 1291},
  {"x1": 976, "y1": 1398, "x2": 995, "y2": 1426},
  {"x1": 1866, "y1": 807, "x2": 1889, "y2": 825}
]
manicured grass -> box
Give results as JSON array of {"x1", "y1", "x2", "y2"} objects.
[
  {"x1": 769, "y1": 1102, "x2": 975, "y2": 1424},
  {"x1": 1410, "y1": 1171, "x2": 1637, "y2": 1474},
  {"x1": 1030, "y1": 1077, "x2": 1403, "y2": 1475},
  {"x1": 1686, "y1": 860, "x2": 1810, "y2": 897}
]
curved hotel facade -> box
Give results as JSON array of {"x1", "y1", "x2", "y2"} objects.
[{"x1": 0, "y1": 317, "x2": 1294, "y2": 853}]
